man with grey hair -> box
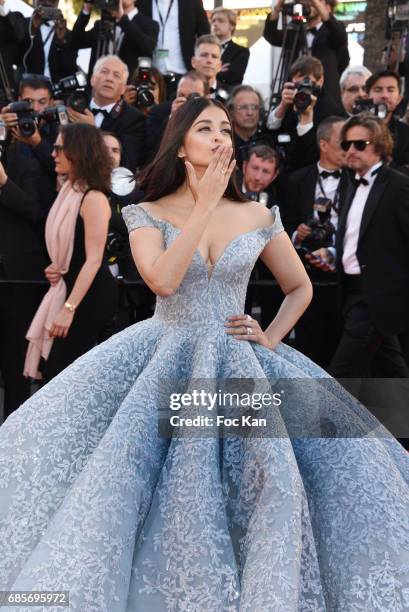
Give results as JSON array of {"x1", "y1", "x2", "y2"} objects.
[
  {"x1": 67, "y1": 55, "x2": 145, "y2": 171},
  {"x1": 340, "y1": 65, "x2": 372, "y2": 115}
]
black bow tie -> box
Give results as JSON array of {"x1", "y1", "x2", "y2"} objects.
[
  {"x1": 309, "y1": 27, "x2": 318, "y2": 35},
  {"x1": 320, "y1": 170, "x2": 341, "y2": 179},
  {"x1": 354, "y1": 166, "x2": 381, "y2": 187},
  {"x1": 91, "y1": 107, "x2": 110, "y2": 118}
]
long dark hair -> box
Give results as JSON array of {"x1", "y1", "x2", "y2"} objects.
[
  {"x1": 139, "y1": 97, "x2": 246, "y2": 202},
  {"x1": 60, "y1": 123, "x2": 113, "y2": 193}
]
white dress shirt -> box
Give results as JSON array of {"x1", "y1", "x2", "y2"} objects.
[
  {"x1": 89, "y1": 99, "x2": 116, "y2": 128},
  {"x1": 266, "y1": 106, "x2": 313, "y2": 137},
  {"x1": 306, "y1": 21, "x2": 323, "y2": 50},
  {"x1": 0, "y1": 1, "x2": 10, "y2": 16},
  {"x1": 40, "y1": 21, "x2": 55, "y2": 79},
  {"x1": 342, "y1": 161, "x2": 383, "y2": 275},
  {"x1": 152, "y1": 0, "x2": 186, "y2": 74}
]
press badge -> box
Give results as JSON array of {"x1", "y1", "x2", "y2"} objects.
[{"x1": 155, "y1": 49, "x2": 169, "y2": 59}]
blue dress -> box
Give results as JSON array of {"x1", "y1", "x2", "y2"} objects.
[{"x1": 0, "y1": 204, "x2": 408, "y2": 612}]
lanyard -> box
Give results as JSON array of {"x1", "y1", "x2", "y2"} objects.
[
  {"x1": 154, "y1": 0, "x2": 175, "y2": 46},
  {"x1": 317, "y1": 173, "x2": 341, "y2": 214},
  {"x1": 42, "y1": 25, "x2": 55, "y2": 46}
]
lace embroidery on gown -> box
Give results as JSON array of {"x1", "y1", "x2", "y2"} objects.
[{"x1": 0, "y1": 204, "x2": 408, "y2": 611}]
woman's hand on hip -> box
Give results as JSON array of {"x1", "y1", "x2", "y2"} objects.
[{"x1": 225, "y1": 314, "x2": 279, "y2": 350}]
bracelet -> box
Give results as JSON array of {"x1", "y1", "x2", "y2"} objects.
[{"x1": 64, "y1": 301, "x2": 77, "y2": 312}]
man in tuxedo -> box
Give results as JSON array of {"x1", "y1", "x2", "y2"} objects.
[
  {"x1": 20, "y1": 0, "x2": 77, "y2": 83},
  {"x1": 228, "y1": 85, "x2": 273, "y2": 170},
  {"x1": 210, "y1": 7, "x2": 249, "y2": 88},
  {"x1": 144, "y1": 70, "x2": 208, "y2": 163},
  {"x1": 310, "y1": 114, "x2": 409, "y2": 385},
  {"x1": 264, "y1": 0, "x2": 349, "y2": 104},
  {"x1": 240, "y1": 144, "x2": 280, "y2": 207},
  {"x1": 283, "y1": 115, "x2": 348, "y2": 367},
  {"x1": 267, "y1": 55, "x2": 346, "y2": 171},
  {"x1": 340, "y1": 65, "x2": 372, "y2": 116},
  {"x1": 72, "y1": 0, "x2": 159, "y2": 82},
  {"x1": 138, "y1": 0, "x2": 209, "y2": 98},
  {"x1": 67, "y1": 55, "x2": 145, "y2": 171},
  {"x1": 366, "y1": 69, "x2": 409, "y2": 172},
  {"x1": 0, "y1": 0, "x2": 25, "y2": 103},
  {"x1": 191, "y1": 35, "x2": 223, "y2": 95}
]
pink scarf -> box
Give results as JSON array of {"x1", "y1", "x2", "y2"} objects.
[{"x1": 24, "y1": 181, "x2": 84, "y2": 379}]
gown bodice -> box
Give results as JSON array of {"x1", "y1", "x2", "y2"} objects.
[{"x1": 121, "y1": 204, "x2": 284, "y2": 328}]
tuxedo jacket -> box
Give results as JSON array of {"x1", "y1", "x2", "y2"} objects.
[
  {"x1": 0, "y1": 142, "x2": 56, "y2": 280},
  {"x1": 138, "y1": 0, "x2": 210, "y2": 71},
  {"x1": 276, "y1": 92, "x2": 347, "y2": 171},
  {"x1": 335, "y1": 165, "x2": 409, "y2": 336},
  {"x1": 71, "y1": 11, "x2": 159, "y2": 80},
  {"x1": 283, "y1": 163, "x2": 351, "y2": 235},
  {"x1": 144, "y1": 101, "x2": 171, "y2": 163},
  {"x1": 0, "y1": 11, "x2": 25, "y2": 100},
  {"x1": 218, "y1": 40, "x2": 250, "y2": 87},
  {"x1": 21, "y1": 19, "x2": 77, "y2": 83},
  {"x1": 100, "y1": 101, "x2": 146, "y2": 171},
  {"x1": 389, "y1": 116, "x2": 409, "y2": 172},
  {"x1": 263, "y1": 13, "x2": 349, "y2": 103}
]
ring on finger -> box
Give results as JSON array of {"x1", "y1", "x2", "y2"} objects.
[{"x1": 246, "y1": 326, "x2": 252, "y2": 335}]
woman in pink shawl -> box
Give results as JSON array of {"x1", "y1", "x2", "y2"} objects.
[{"x1": 24, "y1": 123, "x2": 118, "y2": 382}]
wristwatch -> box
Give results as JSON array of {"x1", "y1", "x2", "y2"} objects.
[{"x1": 64, "y1": 301, "x2": 77, "y2": 312}]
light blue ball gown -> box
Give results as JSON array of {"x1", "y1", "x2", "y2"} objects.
[{"x1": 0, "y1": 205, "x2": 408, "y2": 612}]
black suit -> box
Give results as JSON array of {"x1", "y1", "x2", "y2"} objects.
[
  {"x1": 283, "y1": 164, "x2": 351, "y2": 367},
  {"x1": 273, "y1": 91, "x2": 346, "y2": 171},
  {"x1": 143, "y1": 101, "x2": 171, "y2": 163},
  {"x1": 21, "y1": 20, "x2": 77, "y2": 83},
  {"x1": 330, "y1": 165, "x2": 409, "y2": 379},
  {"x1": 0, "y1": 10, "x2": 25, "y2": 101},
  {"x1": 0, "y1": 141, "x2": 56, "y2": 418},
  {"x1": 71, "y1": 10, "x2": 159, "y2": 80},
  {"x1": 263, "y1": 13, "x2": 349, "y2": 103},
  {"x1": 100, "y1": 101, "x2": 146, "y2": 171},
  {"x1": 389, "y1": 116, "x2": 409, "y2": 172},
  {"x1": 138, "y1": 0, "x2": 210, "y2": 72},
  {"x1": 218, "y1": 40, "x2": 250, "y2": 87}
]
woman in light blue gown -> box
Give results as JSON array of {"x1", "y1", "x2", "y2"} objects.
[{"x1": 0, "y1": 98, "x2": 408, "y2": 612}]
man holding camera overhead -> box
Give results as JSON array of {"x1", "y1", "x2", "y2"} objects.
[
  {"x1": 264, "y1": 0, "x2": 349, "y2": 104},
  {"x1": 72, "y1": 0, "x2": 159, "y2": 81},
  {"x1": 20, "y1": 0, "x2": 77, "y2": 83}
]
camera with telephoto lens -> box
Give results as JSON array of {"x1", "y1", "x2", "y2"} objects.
[
  {"x1": 304, "y1": 197, "x2": 336, "y2": 250},
  {"x1": 282, "y1": 0, "x2": 311, "y2": 19},
  {"x1": 8, "y1": 101, "x2": 37, "y2": 137},
  {"x1": 351, "y1": 97, "x2": 388, "y2": 120},
  {"x1": 293, "y1": 77, "x2": 321, "y2": 112},
  {"x1": 87, "y1": 0, "x2": 119, "y2": 11},
  {"x1": 39, "y1": 105, "x2": 69, "y2": 125},
  {"x1": 132, "y1": 58, "x2": 155, "y2": 109},
  {"x1": 52, "y1": 72, "x2": 89, "y2": 113}
]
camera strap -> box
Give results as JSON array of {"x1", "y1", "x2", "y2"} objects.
[
  {"x1": 154, "y1": 0, "x2": 175, "y2": 46},
  {"x1": 110, "y1": 99, "x2": 124, "y2": 119},
  {"x1": 317, "y1": 173, "x2": 341, "y2": 214}
]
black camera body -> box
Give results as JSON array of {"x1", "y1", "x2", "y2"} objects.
[
  {"x1": 132, "y1": 60, "x2": 155, "y2": 109},
  {"x1": 282, "y1": 1, "x2": 310, "y2": 19},
  {"x1": 8, "y1": 101, "x2": 37, "y2": 137},
  {"x1": 88, "y1": 0, "x2": 119, "y2": 12},
  {"x1": 53, "y1": 73, "x2": 89, "y2": 113},
  {"x1": 35, "y1": 5, "x2": 63, "y2": 21},
  {"x1": 39, "y1": 104, "x2": 69, "y2": 125},
  {"x1": 351, "y1": 97, "x2": 388, "y2": 120},
  {"x1": 293, "y1": 78, "x2": 321, "y2": 112},
  {"x1": 304, "y1": 197, "x2": 335, "y2": 250}
]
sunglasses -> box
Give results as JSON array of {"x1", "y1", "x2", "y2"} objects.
[
  {"x1": 52, "y1": 144, "x2": 64, "y2": 154},
  {"x1": 340, "y1": 139, "x2": 371, "y2": 152}
]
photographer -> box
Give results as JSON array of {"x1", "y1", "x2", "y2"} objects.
[
  {"x1": 0, "y1": 0, "x2": 25, "y2": 104},
  {"x1": 228, "y1": 85, "x2": 273, "y2": 169},
  {"x1": 340, "y1": 65, "x2": 372, "y2": 116},
  {"x1": 124, "y1": 64, "x2": 167, "y2": 112},
  {"x1": 0, "y1": 75, "x2": 57, "y2": 200},
  {"x1": 144, "y1": 70, "x2": 208, "y2": 163},
  {"x1": 67, "y1": 55, "x2": 145, "y2": 172},
  {"x1": 0, "y1": 82, "x2": 58, "y2": 416},
  {"x1": 210, "y1": 7, "x2": 250, "y2": 88},
  {"x1": 264, "y1": 0, "x2": 349, "y2": 103},
  {"x1": 21, "y1": 0, "x2": 77, "y2": 82},
  {"x1": 267, "y1": 55, "x2": 345, "y2": 170},
  {"x1": 366, "y1": 69, "x2": 409, "y2": 171},
  {"x1": 284, "y1": 115, "x2": 349, "y2": 367},
  {"x1": 71, "y1": 0, "x2": 159, "y2": 81}
]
